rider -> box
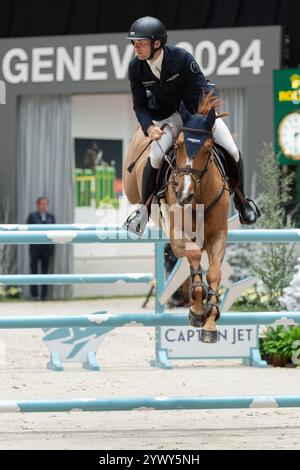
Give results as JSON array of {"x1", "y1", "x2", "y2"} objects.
[{"x1": 124, "y1": 16, "x2": 260, "y2": 235}]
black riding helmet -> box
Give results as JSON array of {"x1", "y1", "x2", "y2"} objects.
[{"x1": 126, "y1": 16, "x2": 167, "y2": 60}]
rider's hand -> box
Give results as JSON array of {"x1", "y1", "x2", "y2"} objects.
[{"x1": 147, "y1": 125, "x2": 165, "y2": 141}]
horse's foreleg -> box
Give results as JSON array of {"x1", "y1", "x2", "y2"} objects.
[
  {"x1": 201, "y1": 233, "x2": 227, "y2": 342},
  {"x1": 169, "y1": 210, "x2": 206, "y2": 326},
  {"x1": 185, "y1": 246, "x2": 207, "y2": 327}
]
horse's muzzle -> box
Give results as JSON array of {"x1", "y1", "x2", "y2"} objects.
[{"x1": 178, "y1": 193, "x2": 193, "y2": 206}]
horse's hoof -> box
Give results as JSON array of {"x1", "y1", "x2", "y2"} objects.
[
  {"x1": 188, "y1": 309, "x2": 204, "y2": 328},
  {"x1": 200, "y1": 329, "x2": 218, "y2": 343}
]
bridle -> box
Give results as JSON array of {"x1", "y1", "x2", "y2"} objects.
[
  {"x1": 162, "y1": 125, "x2": 229, "y2": 214},
  {"x1": 173, "y1": 127, "x2": 213, "y2": 185}
]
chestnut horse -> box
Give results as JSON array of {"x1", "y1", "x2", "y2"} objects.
[{"x1": 123, "y1": 94, "x2": 230, "y2": 342}]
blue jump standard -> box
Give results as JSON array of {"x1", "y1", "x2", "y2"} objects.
[
  {"x1": 0, "y1": 229, "x2": 299, "y2": 244},
  {"x1": 0, "y1": 312, "x2": 298, "y2": 329},
  {"x1": 0, "y1": 273, "x2": 153, "y2": 285},
  {"x1": 2, "y1": 395, "x2": 300, "y2": 412}
]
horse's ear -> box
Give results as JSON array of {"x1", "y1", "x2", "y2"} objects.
[
  {"x1": 179, "y1": 102, "x2": 191, "y2": 124},
  {"x1": 207, "y1": 108, "x2": 216, "y2": 129},
  {"x1": 176, "y1": 132, "x2": 184, "y2": 146}
]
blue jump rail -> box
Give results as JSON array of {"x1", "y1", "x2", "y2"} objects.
[
  {"x1": 0, "y1": 229, "x2": 299, "y2": 244},
  {"x1": 0, "y1": 312, "x2": 298, "y2": 328},
  {"x1": 0, "y1": 273, "x2": 153, "y2": 285},
  {"x1": 2, "y1": 395, "x2": 300, "y2": 412}
]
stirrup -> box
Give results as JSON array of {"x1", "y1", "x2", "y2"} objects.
[
  {"x1": 240, "y1": 198, "x2": 261, "y2": 216},
  {"x1": 239, "y1": 198, "x2": 261, "y2": 223},
  {"x1": 123, "y1": 208, "x2": 149, "y2": 237}
]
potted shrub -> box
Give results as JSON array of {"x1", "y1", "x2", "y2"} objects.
[
  {"x1": 260, "y1": 325, "x2": 289, "y2": 367},
  {"x1": 261, "y1": 325, "x2": 300, "y2": 367},
  {"x1": 280, "y1": 325, "x2": 300, "y2": 367}
]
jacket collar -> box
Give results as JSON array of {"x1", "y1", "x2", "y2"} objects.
[
  {"x1": 160, "y1": 45, "x2": 171, "y2": 83},
  {"x1": 144, "y1": 45, "x2": 171, "y2": 83},
  {"x1": 146, "y1": 49, "x2": 164, "y2": 76}
]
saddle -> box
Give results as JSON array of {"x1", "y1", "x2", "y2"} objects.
[{"x1": 155, "y1": 144, "x2": 239, "y2": 200}]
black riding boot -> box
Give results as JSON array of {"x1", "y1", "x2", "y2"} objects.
[
  {"x1": 124, "y1": 157, "x2": 158, "y2": 236},
  {"x1": 232, "y1": 153, "x2": 261, "y2": 225}
]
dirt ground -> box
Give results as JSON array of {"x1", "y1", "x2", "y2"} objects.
[{"x1": 0, "y1": 297, "x2": 299, "y2": 450}]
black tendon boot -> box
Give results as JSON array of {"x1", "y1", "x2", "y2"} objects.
[
  {"x1": 232, "y1": 153, "x2": 261, "y2": 225},
  {"x1": 124, "y1": 157, "x2": 158, "y2": 236}
]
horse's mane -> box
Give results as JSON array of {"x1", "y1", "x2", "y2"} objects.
[{"x1": 198, "y1": 91, "x2": 229, "y2": 119}]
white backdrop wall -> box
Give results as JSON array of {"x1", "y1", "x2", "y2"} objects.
[
  {"x1": 72, "y1": 93, "x2": 155, "y2": 298},
  {"x1": 17, "y1": 95, "x2": 74, "y2": 299}
]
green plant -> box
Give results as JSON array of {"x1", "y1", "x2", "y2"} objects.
[
  {"x1": 280, "y1": 326, "x2": 300, "y2": 363},
  {"x1": 250, "y1": 143, "x2": 296, "y2": 309},
  {"x1": 261, "y1": 325, "x2": 300, "y2": 366},
  {"x1": 5, "y1": 286, "x2": 23, "y2": 299},
  {"x1": 97, "y1": 195, "x2": 119, "y2": 209},
  {"x1": 229, "y1": 287, "x2": 275, "y2": 311},
  {"x1": 0, "y1": 286, "x2": 22, "y2": 300},
  {"x1": 261, "y1": 325, "x2": 288, "y2": 358}
]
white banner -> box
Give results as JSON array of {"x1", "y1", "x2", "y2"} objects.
[{"x1": 160, "y1": 325, "x2": 258, "y2": 358}]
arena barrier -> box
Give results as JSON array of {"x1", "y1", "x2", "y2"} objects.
[
  {"x1": 1, "y1": 395, "x2": 300, "y2": 413},
  {"x1": 0, "y1": 224, "x2": 158, "y2": 370},
  {"x1": 0, "y1": 225, "x2": 153, "y2": 286},
  {"x1": 0, "y1": 225, "x2": 299, "y2": 370},
  {"x1": 0, "y1": 226, "x2": 299, "y2": 412},
  {"x1": 0, "y1": 309, "x2": 298, "y2": 409}
]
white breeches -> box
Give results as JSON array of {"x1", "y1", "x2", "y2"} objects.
[
  {"x1": 149, "y1": 111, "x2": 240, "y2": 169},
  {"x1": 213, "y1": 118, "x2": 240, "y2": 162},
  {"x1": 149, "y1": 111, "x2": 183, "y2": 169}
]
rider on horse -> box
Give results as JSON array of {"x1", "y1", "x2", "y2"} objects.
[{"x1": 124, "y1": 16, "x2": 261, "y2": 235}]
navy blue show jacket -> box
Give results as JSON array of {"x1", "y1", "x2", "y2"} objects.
[{"x1": 128, "y1": 45, "x2": 211, "y2": 136}]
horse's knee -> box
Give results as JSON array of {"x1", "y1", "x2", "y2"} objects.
[{"x1": 206, "y1": 268, "x2": 221, "y2": 286}]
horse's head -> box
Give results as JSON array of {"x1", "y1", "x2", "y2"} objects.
[
  {"x1": 172, "y1": 107, "x2": 216, "y2": 206},
  {"x1": 172, "y1": 92, "x2": 228, "y2": 206}
]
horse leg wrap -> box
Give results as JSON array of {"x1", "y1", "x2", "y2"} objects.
[
  {"x1": 200, "y1": 288, "x2": 220, "y2": 327},
  {"x1": 188, "y1": 308, "x2": 205, "y2": 328},
  {"x1": 190, "y1": 266, "x2": 208, "y2": 300}
]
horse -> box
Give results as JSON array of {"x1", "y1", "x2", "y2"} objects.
[{"x1": 123, "y1": 93, "x2": 230, "y2": 342}]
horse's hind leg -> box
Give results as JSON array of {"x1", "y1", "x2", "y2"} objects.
[{"x1": 201, "y1": 232, "x2": 227, "y2": 343}]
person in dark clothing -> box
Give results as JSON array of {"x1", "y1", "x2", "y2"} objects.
[
  {"x1": 124, "y1": 16, "x2": 261, "y2": 235},
  {"x1": 26, "y1": 197, "x2": 55, "y2": 300}
]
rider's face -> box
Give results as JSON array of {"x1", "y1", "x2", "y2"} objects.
[
  {"x1": 132, "y1": 39, "x2": 161, "y2": 60},
  {"x1": 132, "y1": 39, "x2": 151, "y2": 60}
]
